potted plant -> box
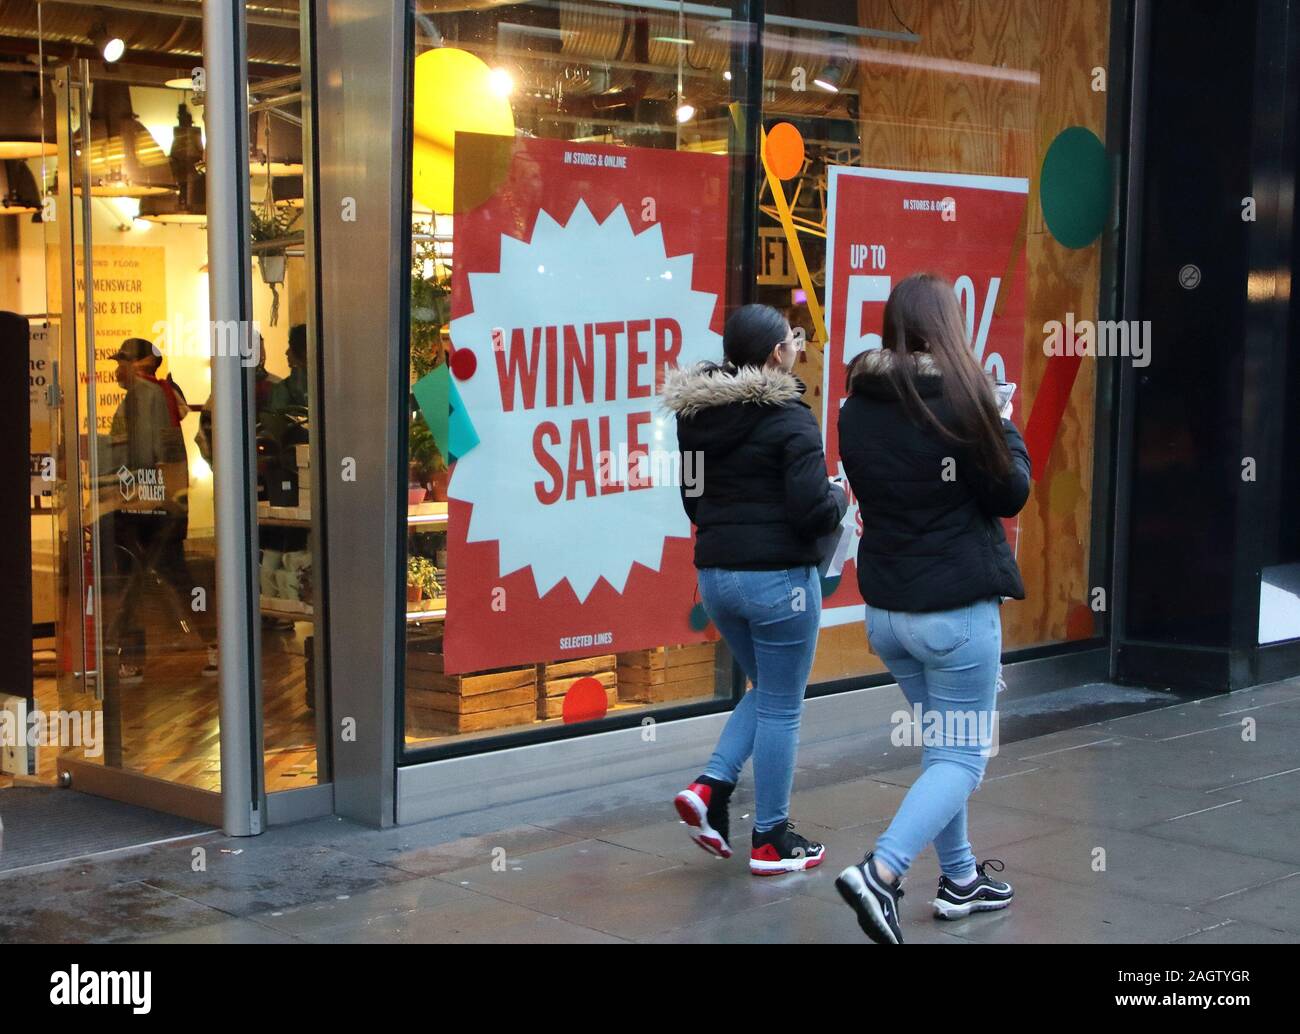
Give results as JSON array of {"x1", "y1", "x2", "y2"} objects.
[
  {"x1": 407, "y1": 555, "x2": 439, "y2": 604},
  {"x1": 251, "y1": 203, "x2": 298, "y2": 324}
]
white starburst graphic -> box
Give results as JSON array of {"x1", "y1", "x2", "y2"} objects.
[{"x1": 449, "y1": 199, "x2": 721, "y2": 601}]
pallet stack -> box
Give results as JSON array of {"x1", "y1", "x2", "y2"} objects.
[
  {"x1": 536, "y1": 654, "x2": 618, "y2": 720},
  {"x1": 616, "y1": 642, "x2": 719, "y2": 704},
  {"x1": 405, "y1": 643, "x2": 537, "y2": 736}
]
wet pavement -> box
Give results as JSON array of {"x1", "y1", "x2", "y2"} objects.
[{"x1": 1, "y1": 677, "x2": 1298, "y2": 944}]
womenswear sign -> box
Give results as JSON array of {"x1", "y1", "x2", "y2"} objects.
[
  {"x1": 822, "y1": 166, "x2": 1029, "y2": 627},
  {"x1": 444, "y1": 136, "x2": 727, "y2": 674}
]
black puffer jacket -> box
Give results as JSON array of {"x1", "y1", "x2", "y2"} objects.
[
  {"x1": 838, "y1": 349, "x2": 1031, "y2": 612},
  {"x1": 662, "y1": 362, "x2": 845, "y2": 570}
]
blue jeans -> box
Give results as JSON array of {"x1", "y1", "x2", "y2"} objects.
[
  {"x1": 867, "y1": 598, "x2": 1002, "y2": 880},
  {"x1": 699, "y1": 565, "x2": 821, "y2": 832}
]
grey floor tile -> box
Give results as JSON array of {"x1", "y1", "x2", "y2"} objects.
[
  {"x1": 132, "y1": 917, "x2": 304, "y2": 944},
  {"x1": 362, "y1": 824, "x2": 587, "y2": 876},
  {"x1": 1194, "y1": 873, "x2": 1300, "y2": 934},
  {"x1": 1200, "y1": 766, "x2": 1300, "y2": 814},
  {"x1": 251, "y1": 874, "x2": 478, "y2": 935},
  {"x1": 141, "y1": 841, "x2": 419, "y2": 917},
  {"x1": 1170, "y1": 916, "x2": 1299, "y2": 944},
  {"x1": 648, "y1": 890, "x2": 969, "y2": 944},
  {"x1": 436, "y1": 838, "x2": 682, "y2": 905},
  {"x1": 1139, "y1": 797, "x2": 1300, "y2": 865},
  {"x1": 531, "y1": 861, "x2": 799, "y2": 940},
  {"x1": 303, "y1": 891, "x2": 625, "y2": 944},
  {"x1": 971, "y1": 765, "x2": 1227, "y2": 830},
  {"x1": 988, "y1": 823, "x2": 1297, "y2": 906},
  {"x1": 0, "y1": 880, "x2": 227, "y2": 944},
  {"x1": 784, "y1": 778, "x2": 909, "y2": 830},
  {"x1": 925, "y1": 869, "x2": 1213, "y2": 944},
  {"x1": 1023, "y1": 729, "x2": 1300, "y2": 792}
]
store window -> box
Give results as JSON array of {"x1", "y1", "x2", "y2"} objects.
[
  {"x1": 397, "y1": 0, "x2": 1120, "y2": 753},
  {"x1": 400, "y1": 0, "x2": 745, "y2": 749},
  {"x1": 756, "y1": 0, "x2": 1116, "y2": 683}
]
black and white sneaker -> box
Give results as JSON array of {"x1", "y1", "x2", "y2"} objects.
[
  {"x1": 749, "y1": 820, "x2": 825, "y2": 875},
  {"x1": 836, "y1": 852, "x2": 905, "y2": 944},
  {"x1": 933, "y1": 858, "x2": 1013, "y2": 919},
  {"x1": 674, "y1": 776, "x2": 734, "y2": 858}
]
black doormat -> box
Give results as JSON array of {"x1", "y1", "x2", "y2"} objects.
[{"x1": 0, "y1": 788, "x2": 212, "y2": 873}]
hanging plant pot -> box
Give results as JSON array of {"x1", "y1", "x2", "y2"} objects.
[{"x1": 258, "y1": 253, "x2": 286, "y2": 284}]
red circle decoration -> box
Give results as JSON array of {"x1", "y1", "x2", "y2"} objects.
[
  {"x1": 449, "y1": 347, "x2": 477, "y2": 380},
  {"x1": 562, "y1": 676, "x2": 609, "y2": 724},
  {"x1": 1066, "y1": 603, "x2": 1095, "y2": 641}
]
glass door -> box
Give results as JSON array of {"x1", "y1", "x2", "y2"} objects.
[{"x1": 48, "y1": 60, "x2": 222, "y2": 823}]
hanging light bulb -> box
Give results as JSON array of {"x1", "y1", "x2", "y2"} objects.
[
  {"x1": 0, "y1": 160, "x2": 42, "y2": 216},
  {"x1": 675, "y1": 102, "x2": 695, "y2": 123},
  {"x1": 136, "y1": 103, "x2": 206, "y2": 223}
]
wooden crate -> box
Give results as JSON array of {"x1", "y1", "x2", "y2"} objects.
[
  {"x1": 536, "y1": 654, "x2": 617, "y2": 719},
  {"x1": 616, "y1": 642, "x2": 719, "y2": 704},
  {"x1": 406, "y1": 647, "x2": 537, "y2": 735}
]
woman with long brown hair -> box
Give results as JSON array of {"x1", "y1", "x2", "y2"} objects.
[{"x1": 833, "y1": 273, "x2": 1031, "y2": 944}]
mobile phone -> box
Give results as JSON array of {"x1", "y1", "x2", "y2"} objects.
[{"x1": 994, "y1": 381, "x2": 1017, "y2": 411}]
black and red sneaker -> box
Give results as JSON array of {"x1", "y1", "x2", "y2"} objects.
[
  {"x1": 749, "y1": 820, "x2": 825, "y2": 875},
  {"x1": 674, "y1": 776, "x2": 734, "y2": 858}
]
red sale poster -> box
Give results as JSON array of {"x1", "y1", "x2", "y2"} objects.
[
  {"x1": 443, "y1": 136, "x2": 728, "y2": 674},
  {"x1": 822, "y1": 166, "x2": 1029, "y2": 627}
]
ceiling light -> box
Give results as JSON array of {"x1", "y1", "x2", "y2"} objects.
[
  {"x1": 487, "y1": 68, "x2": 514, "y2": 97},
  {"x1": 92, "y1": 23, "x2": 126, "y2": 64},
  {"x1": 675, "y1": 102, "x2": 695, "y2": 123}
]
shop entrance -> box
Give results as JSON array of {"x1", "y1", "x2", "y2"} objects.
[{"x1": 18, "y1": 60, "x2": 223, "y2": 824}]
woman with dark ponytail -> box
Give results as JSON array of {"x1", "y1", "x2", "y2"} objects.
[
  {"x1": 833, "y1": 273, "x2": 1031, "y2": 943},
  {"x1": 661, "y1": 304, "x2": 847, "y2": 876}
]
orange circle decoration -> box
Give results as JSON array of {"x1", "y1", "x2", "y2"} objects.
[
  {"x1": 562, "y1": 676, "x2": 609, "y2": 724},
  {"x1": 765, "y1": 122, "x2": 805, "y2": 180}
]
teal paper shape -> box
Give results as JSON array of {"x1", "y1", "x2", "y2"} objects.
[{"x1": 412, "y1": 364, "x2": 479, "y2": 463}]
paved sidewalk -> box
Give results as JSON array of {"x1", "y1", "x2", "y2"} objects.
[{"x1": 2, "y1": 678, "x2": 1298, "y2": 944}]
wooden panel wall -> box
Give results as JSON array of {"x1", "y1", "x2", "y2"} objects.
[{"x1": 809, "y1": 0, "x2": 1111, "y2": 682}]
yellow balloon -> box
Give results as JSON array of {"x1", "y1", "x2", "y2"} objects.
[{"x1": 412, "y1": 47, "x2": 515, "y2": 213}]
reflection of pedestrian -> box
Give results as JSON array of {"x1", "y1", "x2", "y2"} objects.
[{"x1": 101, "y1": 337, "x2": 212, "y2": 684}]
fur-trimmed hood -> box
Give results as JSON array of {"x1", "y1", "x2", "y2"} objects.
[
  {"x1": 660, "y1": 361, "x2": 804, "y2": 417},
  {"x1": 663, "y1": 361, "x2": 808, "y2": 458},
  {"x1": 847, "y1": 347, "x2": 942, "y2": 399}
]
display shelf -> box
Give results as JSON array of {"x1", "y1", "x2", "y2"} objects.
[
  {"x1": 407, "y1": 500, "x2": 448, "y2": 528},
  {"x1": 406, "y1": 596, "x2": 447, "y2": 622},
  {"x1": 260, "y1": 596, "x2": 314, "y2": 621}
]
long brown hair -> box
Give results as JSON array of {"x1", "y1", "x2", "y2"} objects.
[{"x1": 848, "y1": 272, "x2": 1012, "y2": 480}]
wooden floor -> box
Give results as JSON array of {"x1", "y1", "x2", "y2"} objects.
[{"x1": 2, "y1": 626, "x2": 318, "y2": 795}]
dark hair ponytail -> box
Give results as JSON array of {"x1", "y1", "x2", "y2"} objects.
[
  {"x1": 722, "y1": 304, "x2": 790, "y2": 369},
  {"x1": 850, "y1": 273, "x2": 1012, "y2": 481}
]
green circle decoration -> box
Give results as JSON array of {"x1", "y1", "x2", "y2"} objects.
[
  {"x1": 1040, "y1": 126, "x2": 1109, "y2": 249},
  {"x1": 688, "y1": 602, "x2": 711, "y2": 632},
  {"x1": 820, "y1": 575, "x2": 841, "y2": 599}
]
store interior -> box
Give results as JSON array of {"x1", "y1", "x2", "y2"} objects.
[{"x1": 0, "y1": 0, "x2": 319, "y2": 804}]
